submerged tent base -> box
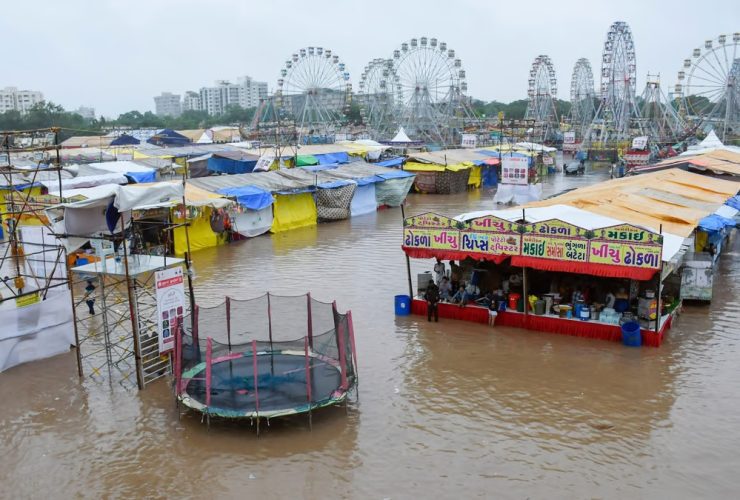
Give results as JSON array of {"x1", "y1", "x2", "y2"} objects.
[{"x1": 410, "y1": 299, "x2": 672, "y2": 347}]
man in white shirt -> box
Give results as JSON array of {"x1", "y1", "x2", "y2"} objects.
[{"x1": 433, "y1": 258, "x2": 446, "y2": 285}]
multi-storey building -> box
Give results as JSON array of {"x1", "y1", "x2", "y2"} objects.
[
  {"x1": 153, "y1": 92, "x2": 182, "y2": 117},
  {"x1": 182, "y1": 91, "x2": 201, "y2": 112},
  {"x1": 0, "y1": 87, "x2": 44, "y2": 114}
]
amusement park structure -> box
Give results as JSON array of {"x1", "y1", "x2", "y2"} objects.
[
  {"x1": 274, "y1": 46, "x2": 352, "y2": 143},
  {"x1": 524, "y1": 55, "x2": 559, "y2": 142},
  {"x1": 674, "y1": 32, "x2": 740, "y2": 142},
  {"x1": 390, "y1": 36, "x2": 474, "y2": 145},
  {"x1": 637, "y1": 73, "x2": 685, "y2": 144},
  {"x1": 585, "y1": 21, "x2": 642, "y2": 148},
  {"x1": 357, "y1": 58, "x2": 398, "y2": 140},
  {"x1": 568, "y1": 58, "x2": 596, "y2": 141}
]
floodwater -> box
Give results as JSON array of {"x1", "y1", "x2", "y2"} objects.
[{"x1": 2, "y1": 166, "x2": 740, "y2": 498}]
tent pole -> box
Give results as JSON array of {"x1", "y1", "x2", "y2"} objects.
[
  {"x1": 655, "y1": 224, "x2": 663, "y2": 334},
  {"x1": 401, "y1": 203, "x2": 413, "y2": 298}
]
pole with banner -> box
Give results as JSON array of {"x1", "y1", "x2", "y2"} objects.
[{"x1": 155, "y1": 266, "x2": 187, "y2": 354}]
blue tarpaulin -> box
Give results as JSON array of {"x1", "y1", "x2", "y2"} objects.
[
  {"x1": 377, "y1": 170, "x2": 415, "y2": 180},
  {"x1": 482, "y1": 166, "x2": 498, "y2": 187},
  {"x1": 698, "y1": 214, "x2": 736, "y2": 233},
  {"x1": 147, "y1": 129, "x2": 190, "y2": 146},
  {"x1": 110, "y1": 134, "x2": 140, "y2": 146},
  {"x1": 376, "y1": 157, "x2": 405, "y2": 168},
  {"x1": 725, "y1": 195, "x2": 740, "y2": 210},
  {"x1": 216, "y1": 185, "x2": 274, "y2": 210},
  {"x1": 207, "y1": 155, "x2": 258, "y2": 174},
  {"x1": 314, "y1": 152, "x2": 349, "y2": 165}
]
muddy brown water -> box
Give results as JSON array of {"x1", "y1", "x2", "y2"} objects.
[{"x1": 2, "y1": 168, "x2": 740, "y2": 498}]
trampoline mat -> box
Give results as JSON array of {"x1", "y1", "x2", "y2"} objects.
[{"x1": 186, "y1": 353, "x2": 342, "y2": 412}]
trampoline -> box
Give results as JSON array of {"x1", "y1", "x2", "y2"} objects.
[{"x1": 174, "y1": 293, "x2": 357, "y2": 427}]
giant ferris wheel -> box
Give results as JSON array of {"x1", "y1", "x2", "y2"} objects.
[
  {"x1": 524, "y1": 54, "x2": 559, "y2": 141},
  {"x1": 675, "y1": 33, "x2": 740, "y2": 141},
  {"x1": 589, "y1": 21, "x2": 641, "y2": 145},
  {"x1": 569, "y1": 58, "x2": 596, "y2": 139},
  {"x1": 275, "y1": 46, "x2": 352, "y2": 138},
  {"x1": 391, "y1": 37, "x2": 469, "y2": 145},
  {"x1": 358, "y1": 58, "x2": 399, "y2": 139}
]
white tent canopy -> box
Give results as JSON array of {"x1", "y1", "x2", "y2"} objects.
[
  {"x1": 681, "y1": 130, "x2": 740, "y2": 156},
  {"x1": 390, "y1": 127, "x2": 413, "y2": 143}
]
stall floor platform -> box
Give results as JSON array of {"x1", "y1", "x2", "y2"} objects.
[{"x1": 410, "y1": 299, "x2": 672, "y2": 347}]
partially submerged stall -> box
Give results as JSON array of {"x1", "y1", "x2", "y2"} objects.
[{"x1": 400, "y1": 168, "x2": 739, "y2": 346}]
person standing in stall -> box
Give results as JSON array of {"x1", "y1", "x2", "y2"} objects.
[{"x1": 433, "y1": 258, "x2": 446, "y2": 285}]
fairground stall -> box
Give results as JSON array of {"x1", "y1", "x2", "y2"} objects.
[{"x1": 400, "y1": 206, "x2": 686, "y2": 347}]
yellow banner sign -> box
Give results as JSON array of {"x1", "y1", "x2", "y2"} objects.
[
  {"x1": 528, "y1": 219, "x2": 587, "y2": 238},
  {"x1": 404, "y1": 212, "x2": 459, "y2": 229},
  {"x1": 589, "y1": 241, "x2": 661, "y2": 268},
  {"x1": 403, "y1": 228, "x2": 460, "y2": 251},
  {"x1": 594, "y1": 224, "x2": 661, "y2": 244},
  {"x1": 522, "y1": 235, "x2": 589, "y2": 261}
]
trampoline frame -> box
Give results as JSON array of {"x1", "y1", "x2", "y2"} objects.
[
  {"x1": 173, "y1": 292, "x2": 358, "y2": 430},
  {"x1": 178, "y1": 348, "x2": 348, "y2": 419}
]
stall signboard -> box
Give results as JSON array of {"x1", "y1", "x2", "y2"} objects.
[
  {"x1": 631, "y1": 136, "x2": 649, "y2": 150},
  {"x1": 522, "y1": 220, "x2": 589, "y2": 262},
  {"x1": 543, "y1": 155, "x2": 554, "y2": 165},
  {"x1": 589, "y1": 242, "x2": 662, "y2": 268},
  {"x1": 501, "y1": 156, "x2": 529, "y2": 185},
  {"x1": 563, "y1": 131, "x2": 576, "y2": 144},
  {"x1": 589, "y1": 223, "x2": 662, "y2": 269},
  {"x1": 462, "y1": 216, "x2": 522, "y2": 255},
  {"x1": 461, "y1": 134, "x2": 477, "y2": 148},
  {"x1": 403, "y1": 213, "x2": 461, "y2": 251},
  {"x1": 155, "y1": 266, "x2": 186, "y2": 354},
  {"x1": 403, "y1": 214, "x2": 664, "y2": 270}
]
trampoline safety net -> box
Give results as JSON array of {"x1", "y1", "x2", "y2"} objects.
[{"x1": 174, "y1": 293, "x2": 357, "y2": 420}]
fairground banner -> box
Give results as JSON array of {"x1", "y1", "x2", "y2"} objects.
[{"x1": 402, "y1": 213, "x2": 663, "y2": 275}]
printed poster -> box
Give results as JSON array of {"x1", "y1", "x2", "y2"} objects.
[{"x1": 155, "y1": 266, "x2": 186, "y2": 354}]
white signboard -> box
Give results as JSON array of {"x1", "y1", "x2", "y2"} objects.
[
  {"x1": 253, "y1": 153, "x2": 274, "y2": 172},
  {"x1": 155, "y1": 266, "x2": 186, "y2": 354},
  {"x1": 461, "y1": 134, "x2": 477, "y2": 148},
  {"x1": 563, "y1": 131, "x2": 576, "y2": 144},
  {"x1": 543, "y1": 155, "x2": 554, "y2": 165},
  {"x1": 501, "y1": 156, "x2": 530, "y2": 185},
  {"x1": 631, "y1": 136, "x2": 648, "y2": 150}
]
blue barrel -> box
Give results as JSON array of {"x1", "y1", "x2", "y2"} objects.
[
  {"x1": 395, "y1": 295, "x2": 411, "y2": 316},
  {"x1": 621, "y1": 321, "x2": 641, "y2": 347}
]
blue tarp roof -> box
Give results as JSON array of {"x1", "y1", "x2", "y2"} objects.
[
  {"x1": 376, "y1": 157, "x2": 405, "y2": 168},
  {"x1": 314, "y1": 152, "x2": 349, "y2": 165},
  {"x1": 698, "y1": 214, "x2": 736, "y2": 233},
  {"x1": 147, "y1": 129, "x2": 190, "y2": 146},
  {"x1": 216, "y1": 185, "x2": 274, "y2": 210},
  {"x1": 377, "y1": 170, "x2": 415, "y2": 180},
  {"x1": 725, "y1": 195, "x2": 740, "y2": 211},
  {"x1": 207, "y1": 156, "x2": 258, "y2": 174},
  {"x1": 110, "y1": 134, "x2": 140, "y2": 146}
]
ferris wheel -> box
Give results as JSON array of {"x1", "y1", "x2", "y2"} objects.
[
  {"x1": 593, "y1": 21, "x2": 640, "y2": 143},
  {"x1": 358, "y1": 58, "x2": 398, "y2": 139},
  {"x1": 275, "y1": 46, "x2": 352, "y2": 136},
  {"x1": 391, "y1": 36, "x2": 468, "y2": 144},
  {"x1": 524, "y1": 55, "x2": 559, "y2": 140},
  {"x1": 675, "y1": 33, "x2": 740, "y2": 141},
  {"x1": 569, "y1": 58, "x2": 596, "y2": 136}
]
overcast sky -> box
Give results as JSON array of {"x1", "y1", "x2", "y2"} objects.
[{"x1": 2, "y1": 0, "x2": 737, "y2": 117}]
